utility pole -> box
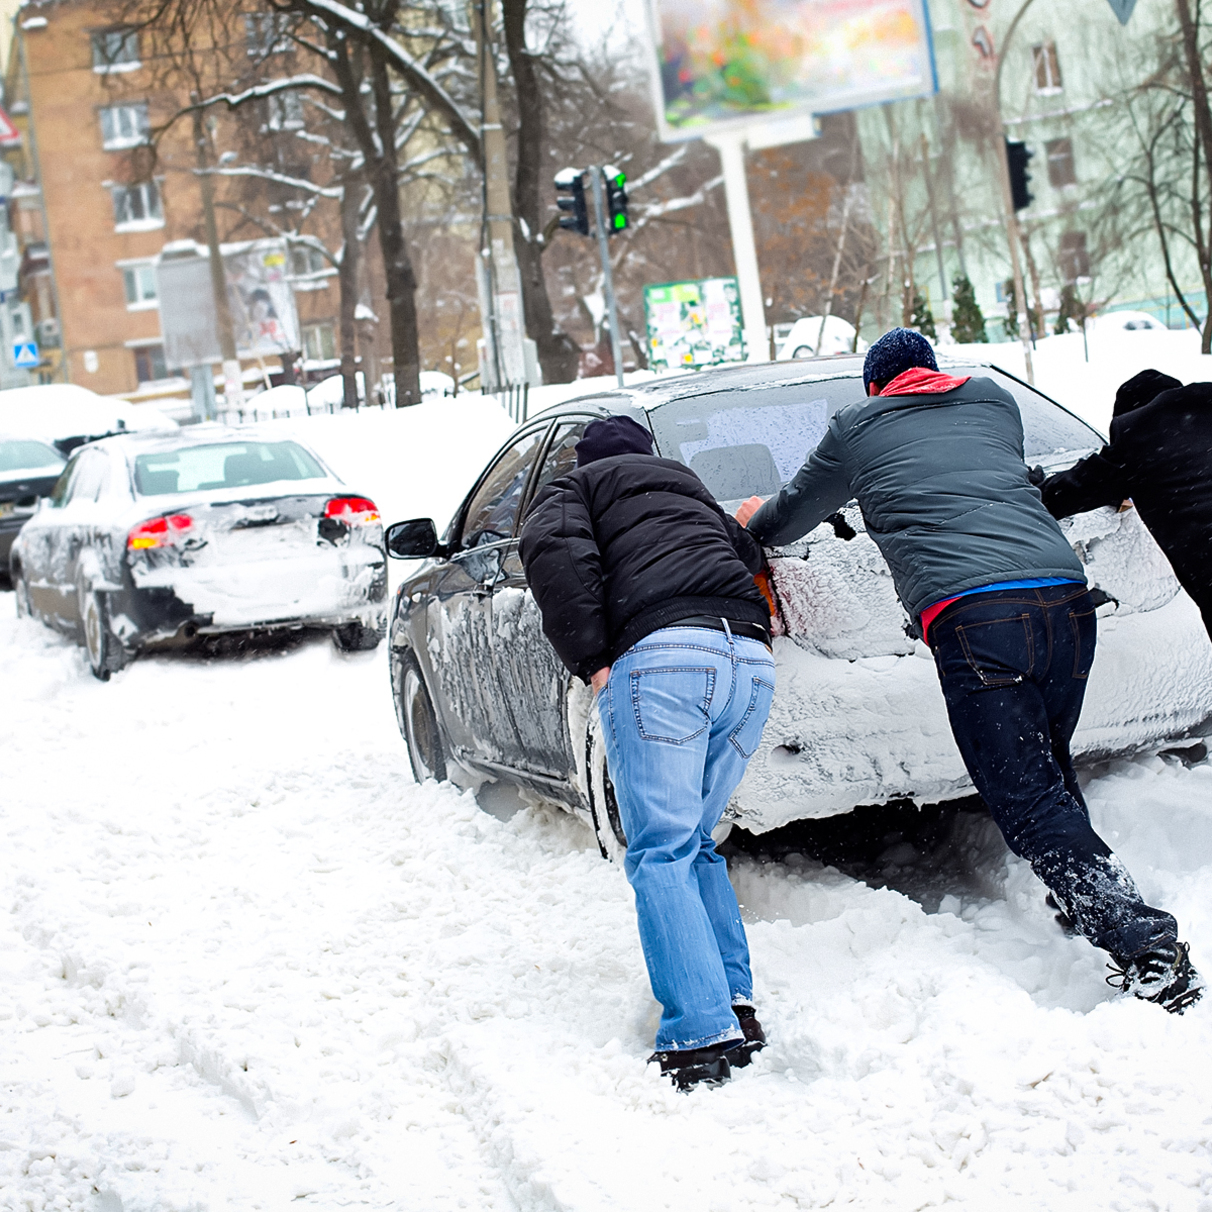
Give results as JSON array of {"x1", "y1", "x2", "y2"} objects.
[
  {"x1": 473, "y1": 0, "x2": 532, "y2": 392},
  {"x1": 192, "y1": 102, "x2": 241, "y2": 411},
  {"x1": 588, "y1": 167, "x2": 625, "y2": 388},
  {"x1": 992, "y1": 0, "x2": 1039, "y2": 384},
  {"x1": 705, "y1": 131, "x2": 768, "y2": 362}
]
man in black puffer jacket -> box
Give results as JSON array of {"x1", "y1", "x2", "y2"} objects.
[
  {"x1": 520, "y1": 414, "x2": 775, "y2": 1091},
  {"x1": 1040, "y1": 369, "x2": 1212, "y2": 639}
]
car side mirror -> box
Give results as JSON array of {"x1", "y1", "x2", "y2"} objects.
[{"x1": 386, "y1": 517, "x2": 441, "y2": 559}]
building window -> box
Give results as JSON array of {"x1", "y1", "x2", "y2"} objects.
[
  {"x1": 111, "y1": 181, "x2": 163, "y2": 228},
  {"x1": 100, "y1": 103, "x2": 150, "y2": 150},
  {"x1": 1045, "y1": 137, "x2": 1077, "y2": 187},
  {"x1": 134, "y1": 344, "x2": 169, "y2": 383},
  {"x1": 121, "y1": 262, "x2": 157, "y2": 309},
  {"x1": 1032, "y1": 43, "x2": 1062, "y2": 94},
  {"x1": 267, "y1": 90, "x2": 305, "y2": 131},
  {"x1": 302, "y1": 323, "x2": 336, "y2": 362},
  {"x1": 1059, "y1": 231, "x2": 1090, "y2": 283},
  {"x1": 291, "y1": 244, "x2": 328, "y2": 276},
  {"x1": 91, "y1": 28, "x2": 140, "y2": 73},
  {"x1": 245, "y1": 13, "x2": 292, "y2": 56}
]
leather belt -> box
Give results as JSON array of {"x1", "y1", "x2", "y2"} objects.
[{"x1": 674, "y1": 615, "x2": 772, "y2": 648}]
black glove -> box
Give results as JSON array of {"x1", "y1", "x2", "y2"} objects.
[
  {"x1": 825, "y1": 511, "x2": 857, "y2": 541},
  {"x1": 1027, "y1": 465, "x2": 1047, "y2": 487}
]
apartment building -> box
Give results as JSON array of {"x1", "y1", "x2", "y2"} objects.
[{"x1": 1, "y1": 0, "x2": 379, "y2": 401}]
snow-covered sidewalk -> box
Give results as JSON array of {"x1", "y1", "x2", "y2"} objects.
[{"x1": 2, "y1": 595, "x2": 1212, "y2": 1211}]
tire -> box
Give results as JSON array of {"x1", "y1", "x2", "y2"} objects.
[
  {"x1": 13, "y1": 565, "x2": 32, "y2": 618},
  {"x1": 396, "y1": 649, "x2": 447, "y2": 782},
  {"x1": 332, "y1": 617, "x2": 385, "y2": 651},
  {"x1": 586, "y1": 710, "x2": 628, "y2": 863},
  {"x1": 77, "y1": 580, "x2": 124, "y2": 682}
]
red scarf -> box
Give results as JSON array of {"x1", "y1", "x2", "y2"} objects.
[{"x1": 877, "y1": 367, "x2": 971, "y2": 396}]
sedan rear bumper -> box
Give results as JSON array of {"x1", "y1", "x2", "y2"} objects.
[{"x1": 733, "y1": 591, "x2": 1212, "y2": 832}]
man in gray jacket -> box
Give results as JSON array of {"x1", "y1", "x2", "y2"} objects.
[{"x1": 738, "y1": 328, "x2": 1201, "y2": 1012}]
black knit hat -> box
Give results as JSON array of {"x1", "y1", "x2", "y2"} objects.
[
  {"x1": 862, "y1": 327, "x2": 938, "y2": 393},
  {"x1": 575, "y1": 415, "x2": 655, "y2": 466},
  {"x1": 1112, "y1": 369, "x2": 1181, "y2": 419}
]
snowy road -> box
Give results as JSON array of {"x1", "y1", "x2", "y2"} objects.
[{"x1": 3, "y1": 592, "x2": 1212, "y2": 1211}]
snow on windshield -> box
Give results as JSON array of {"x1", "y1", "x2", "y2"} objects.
[
  {"x1": 133, "y1": 440, "x2": 326, "y2": 495},
  {"x1": 649, "y1": 371, "x2": 1102, "y2": 502}
]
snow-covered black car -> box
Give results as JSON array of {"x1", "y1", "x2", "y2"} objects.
[
  {"x1": 386, "y1": 359, "x2": 1212, "y2": 854},
  {"x1": 0, "y1": 437, "x2": 66, "y2": 581},
  {"x1": 10, "y1": 426, "x2": 387, "y2": 679}
]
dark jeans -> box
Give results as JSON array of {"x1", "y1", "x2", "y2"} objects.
[{"x1": 929, "y1": 584, "x2": 1177, "y2": 961}]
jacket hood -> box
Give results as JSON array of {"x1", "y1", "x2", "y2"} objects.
[{"x1": 1113, "y1": 369, "x2": 1181, "y2": 419}]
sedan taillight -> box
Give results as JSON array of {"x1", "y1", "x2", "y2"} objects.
[
  {"x1": 128, "y1": 513, "x2": 194, "y2": 549},
  {"x1": 324, "y1": 496, "x2": 380, "y2": 525}
]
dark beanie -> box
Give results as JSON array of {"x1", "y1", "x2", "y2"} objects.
[
  {"x1": 575, "y1": 414, "x2": 655, "y2": 466},
  {"x1": 1112, "y1": 369, "x2": 1181, "y2": 419},
  {"x1": 862, "y1": 327, "x2": 938, "y2": 393}
]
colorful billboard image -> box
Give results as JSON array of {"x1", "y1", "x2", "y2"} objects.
[
  {"x1": 648, "y1": 0, "x2": 936, "y2": 140},
  {"x1": 644, "y1": 277, "x2": 745, "y2": 371}
]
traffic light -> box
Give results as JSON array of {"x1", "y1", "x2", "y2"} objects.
[
  {"x1": 1005, "y1": 139, "x2": 1033, "y2": 211},
  {"x1": 603, "y1": 164, "x2": 628, "y2": 234},
  {"x1": 554, "y1": 167, "x2": 589, "y2": 236}
]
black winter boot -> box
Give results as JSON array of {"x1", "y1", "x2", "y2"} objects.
[
  {"x1": 649, "y1": 1043, "x2": 733, "y2": 1091},
  {"x1": 1107, "y1": 940, "x2": 1204, "y2": 1014},
  {"x1": 728, "y1": 1005, "x2": 766, "y2": 1068}
]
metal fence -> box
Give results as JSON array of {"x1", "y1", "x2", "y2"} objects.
[{"x1": 498, "y1": 381, "x2": 529, "y2": 424}]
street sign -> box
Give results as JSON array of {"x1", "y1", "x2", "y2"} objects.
[
  {"x1": 644, "y1": 277, "x2": 744, "y2": 371},
  {"x1": 12, "y1": 341, "x2": 39, "y2": 367}
]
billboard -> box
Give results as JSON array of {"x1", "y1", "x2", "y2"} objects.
[
  {"x1": 158, "y1": 240, "x2": 301, "y2": 370},
  {"x1": 644, "y1": 277, "x2": 745, "y2": 370},
  {"x1": 648, "y1": 0, "x2": 937, "y2": 141}
]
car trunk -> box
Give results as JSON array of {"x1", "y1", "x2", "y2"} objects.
[{"x1": 127, "y1": 493, "x2": 384, "y2": 630}]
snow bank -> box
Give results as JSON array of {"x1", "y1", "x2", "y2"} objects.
[
  {"x1": 948, "y1": 324, "x2": 1212, "y2": 436},
  {"x1": 2, "y1": 598, "x2": 1211, "y2": 1210}
]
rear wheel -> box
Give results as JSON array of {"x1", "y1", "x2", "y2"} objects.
[
  {"x1": 78, "y1": 580, "x2": 124, "y2": 682},
  {"x1": 397, "y1": 651, "x2": 447, "y2": 782},
  {"x1": 586, "y1": 712, "x2": 628, "y2": 863},
  {"x1": 332, "y1": 617, "x2": 385, "y2": 651}
]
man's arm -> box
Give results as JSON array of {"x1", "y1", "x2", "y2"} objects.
[
  {"x1": 745, "y1": 423, "x2": 853, "y2": 545},
  {"x1": 518, "y1": 480, "x2": 610, "y2": 682},
  {"x1": 1039, "y1": 448, "x2": 1128, "y2": 520}
]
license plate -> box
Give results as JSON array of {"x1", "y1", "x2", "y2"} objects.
[{"x1": 0, "y1": 501, "x2": 13, "y2": 518}]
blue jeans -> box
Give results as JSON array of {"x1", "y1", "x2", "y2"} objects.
[
  {"x1": 600, "y1": 625, "x2": 775, "y2": 1051},
  {"x1": 930, "y1": 584, "x2": 1178, "y2": 961}
]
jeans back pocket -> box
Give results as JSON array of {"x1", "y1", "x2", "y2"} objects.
[
  {"x1": 955, "y1": 614, "x2": 1034, "y2": 686},
  {"x1": 1068, "y1": 607, "x2": 1096, "y2": 679},
  {"x1": 729, "y1": 674, "x2": 776, "y2": 758},
  {"x1": 630, "y1": 667, "x2": 715, "y2": 744}
]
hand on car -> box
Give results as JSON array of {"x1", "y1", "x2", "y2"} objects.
[
  {"x1": 591, "y1": 666, "x2": 611, "y2": 694},
  {"x1": 735, "y1": 496, "x2": 766, "y2": 527}
]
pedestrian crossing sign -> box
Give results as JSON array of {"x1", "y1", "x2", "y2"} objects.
[{"x1": 13, "y1": 342, "x2": 39, "y2": 368}]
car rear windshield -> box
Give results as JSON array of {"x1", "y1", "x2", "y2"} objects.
[
  {"x1": 646, "y1": 369, "x2": 1101, "y2": 505},
  {"x1": 0, "y1": 439, "x2": 65, "y2": 475},
  {"x1": 133, "y1": 441, "x2": 326, "y2": 496}
]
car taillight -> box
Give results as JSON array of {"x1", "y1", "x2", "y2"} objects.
[
  {"x1": 128, "y1": 514, "x2": 194, "y2": 549},
  {"x1": 324, "y1": 496, "x2": 380, "y2": 524}
]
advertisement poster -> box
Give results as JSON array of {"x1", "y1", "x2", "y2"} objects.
[
  {"x1": 225, "y1": 244, "x2": 300, "y2": 357},
  {"x1": 644, "y1": 277, "x2": 745, "y2": 371},
  {"x1": 648, "y1": 0, "x2": 936, "y2": 140}
]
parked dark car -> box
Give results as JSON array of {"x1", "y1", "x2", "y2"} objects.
[
  {"x1": 0, "y1": 437, "x2": 66, "y2": 582},
  {"x1": 11, "y1": 426, "x2": 387, "y2": 679},
  {"x1": 385, "y1": 358, "x2": 1212, "y2": 857}
]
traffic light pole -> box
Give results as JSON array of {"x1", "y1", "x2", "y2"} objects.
[
  {"x1": 993, "y1": 0, "x2": 1039, "y2": 385},
  {"x1": 589, "y1": 166, "x2": 625, "y2": 388}
]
